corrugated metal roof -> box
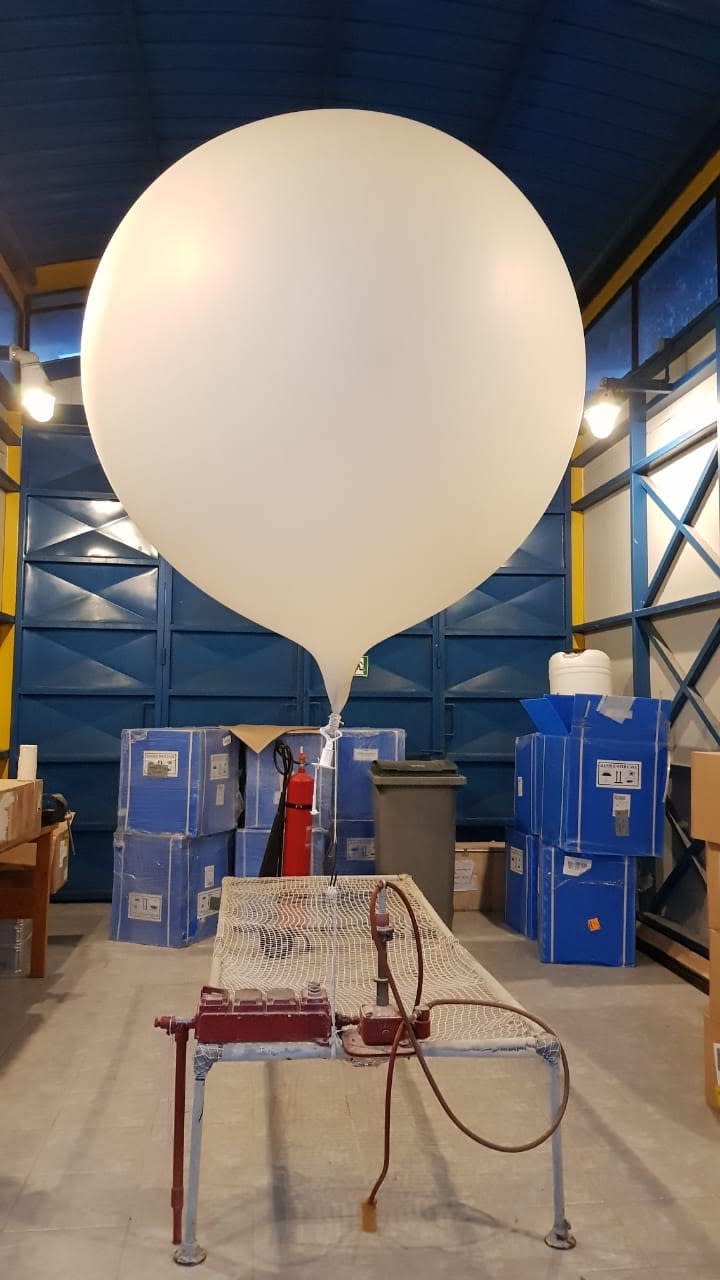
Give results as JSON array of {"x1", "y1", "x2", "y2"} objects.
[{"x1": 1, "y1": 0, "x2": 719, "y2": 285}]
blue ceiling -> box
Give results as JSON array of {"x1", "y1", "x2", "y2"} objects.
[{"x1": 1, "y1": 0, "x2": 720, "y2": 292}]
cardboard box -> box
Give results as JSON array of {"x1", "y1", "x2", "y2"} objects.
[
  {"x1": 703, "y1": 1009, "x2": 720, "y2": 1112},
  {"x1": 0, "y1": 780, "x2": 42, "y2": 852},
  {"x1": 691, "y1": 751, "x2": 720, "y2": 843},
  {"x1": 523, "y1": 694, "x2": 669, "y2": 858},
  {"x1": 110, "y1": 830, "x2": 231, "y2": 947},
  {"x1": 514, "y1": 735, "x2": 539, "y2": 835},
  {"x1": 237, "y1": 728, "x2": 325, "y2": 829},
  {"x1": 234, "y1": 826, "x2": 328, "y2": 877},
  {"x1": 706, "y1": 843, "x2": 720, "y2": 932},
  {"x1": 709, "y1": 927, "x2": 720, "y2": 1016},
  {"x1": 230, "y1": 725, "x2": 405, "y2": 830},
  {"x1": 337, "y1": 729, "x2": 406, "y2": 821},
  {"x1": 50, "y1": 815, "x2": 74, "y2": 894},
  {"x1": 538, "y1": 846, "x2": 636, "y2": 966},
  {"x1": 118, "y1": 728, "x2": 239, "y2": 836},
  {"x1": 454, "y1": 842, "x2": 505, "y2": 912},
  {"x1": 504, "y1": 830, "x2": 539, "y2": 939}
]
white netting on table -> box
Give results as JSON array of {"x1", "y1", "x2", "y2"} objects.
[{"x1": 211, "y1": 875, "x2": 543, "y2": 1047}]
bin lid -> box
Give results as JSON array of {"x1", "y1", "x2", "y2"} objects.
[{"x1": 370, "y1": 759, "x2": 465, "y2": 786}]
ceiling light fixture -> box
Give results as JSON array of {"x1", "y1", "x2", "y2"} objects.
[
  {"x1": 0, "y1": 344, "x2": 56, "y2": 423},
  {"x1": 583, "y1": 373, "x2": 673, "y2": 441}
]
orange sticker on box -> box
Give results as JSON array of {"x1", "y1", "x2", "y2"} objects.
[{"x1": 587, "y1": 918, "x2": 601, "y2": 932}]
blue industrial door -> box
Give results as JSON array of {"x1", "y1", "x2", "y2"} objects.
[{"x1": 13, "y1": 421, "x2": 568, "y2": 898}]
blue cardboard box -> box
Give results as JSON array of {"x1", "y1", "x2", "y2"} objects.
[
  {"x1": 538, "y1": 845, "x2": 636, "y2": 966},
  {"x1": 504, "y1": 829, "x2": 539, "y2": 939},
  {"x1": 118, "y1": 727, "x2": 239, "y2": 836},
  {"x1": 111, "y1": 830, "x2": 231, "y2": 947},
  {"x1": 337, "y1": 729, "x2": 406, "y2": 821},
  {"x1": 514, "y1": 734, "x2": 538, "y2": 834},
  {"x1": 243, "y1": 731, "x2": 325, "y2": 829},
  {"x1": 522, "y1": 694, "x2": 670, "y2": 858},
  {"x1": 323, "y1": 820, "x2": 376, "y2": 876},
  {"x1": 234, "y1": 826, "x2": 328, "y2": 876}
]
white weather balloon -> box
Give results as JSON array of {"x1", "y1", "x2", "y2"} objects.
[{"x1": 82, "y1": 109, "x2": 585, "y2": 714}]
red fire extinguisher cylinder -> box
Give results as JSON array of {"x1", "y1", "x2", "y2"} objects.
[{"x1": 282, "y1": 749, "x2": 314, "y2": 876}]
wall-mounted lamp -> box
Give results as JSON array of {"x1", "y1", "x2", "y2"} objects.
[
  {"x1": 583, "y1": 373, "x2": 673, "y2": 441},
  {"x1": 0, "y1": 344, "x2": 56, "y2": 423}
]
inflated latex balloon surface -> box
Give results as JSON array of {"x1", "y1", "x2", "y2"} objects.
[{"x1": 82, "y1": 109, "x2": 585, "y2": 713}]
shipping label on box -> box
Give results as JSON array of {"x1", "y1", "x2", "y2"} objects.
[
  {"x1": 454, "y1": 857, "x2": 476, "y2": 894},
  {"x1": 346, "y1": 836, "x2": 374, "y2": 861},
  {"x1": 210, "y1": 753, "x2": 229, "y2": 780},
  {"x1": 128, "y1": 892, "x2": 163, "y2": 922},
  {"x1": 596, "y1": 760, "x2": 641, "y2": 788},
  {"x1": 197, "y1": 889, "x2": 219, "y2": 920},
  {"x1": 143, "y1": 751, "x2": 178, "y2": 778}
]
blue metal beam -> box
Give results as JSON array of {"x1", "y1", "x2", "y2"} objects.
[
  {"x1": 643, "y1": 448, "x2": 719, "y2": 605},
  {"x1": 575, "y1": 591, "x2": 720, "y2": 633},
  {"x1": 670, "y1": 616, "x2": 720, "y2": 724},
  {"x1": 630, "y1": 396, "x2": 650, "y2": 695},
  {"x1": 646, "y1": 623, "x2": 720, "y2": 745}
]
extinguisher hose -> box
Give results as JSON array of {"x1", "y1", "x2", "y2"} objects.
[
  {"x1": 258, "y1": 741, "x2": 294, "y2": 877},
  {"x1": 362, "y1": 880, "x2": 570, "y2": 1219}
]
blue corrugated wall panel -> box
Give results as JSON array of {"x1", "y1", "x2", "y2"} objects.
[{"x1": 13, "y1": 426, "x2": 569, "y2": 897}]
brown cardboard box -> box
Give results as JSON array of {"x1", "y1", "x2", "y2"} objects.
[
  {"x1": 707, "y1": 843, "x2": 720, "y2": 933},
  {"x1": 454, "y1": 842, "x2": 506, "y2": 912},
  {"x1": 690, "y1": 752, "x2": 720, "y2": 843},
  {"x1": 703, "y1": 1009, "x2": 720, "y2": 1112},
  {"x1": 50, "y1": 816, "x2": 73, "y2": 894},
  {"x1": 709, "y1": 928, "x2": 720, "y2": 1016},
  {"x1": 0, "y1": 780, "x2": 42, "y2": 852}
]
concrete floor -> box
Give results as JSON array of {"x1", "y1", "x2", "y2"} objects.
[{"x1": 0, "y1": 905, "x2": 717, "y2": 1280}]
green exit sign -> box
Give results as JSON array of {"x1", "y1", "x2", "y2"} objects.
[{"x1": 354, "y1": 655, "x2": 369, "y2": 678}]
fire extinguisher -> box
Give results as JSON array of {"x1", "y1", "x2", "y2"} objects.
[{"x1": 282, "y1": 748, "x2": 314, "y2": 876}]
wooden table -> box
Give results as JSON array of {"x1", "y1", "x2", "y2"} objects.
[{"x1": 0, "y1": 825, "x2": 62, "y2": 978}]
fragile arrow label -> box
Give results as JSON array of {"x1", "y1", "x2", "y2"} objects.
[{"x1": 595, "y1": 759, "x2": 641, "y2": 789}]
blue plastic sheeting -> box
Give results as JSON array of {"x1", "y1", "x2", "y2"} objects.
[
  {"x1": 110, "y1": 830, "x2": 232, "y2": 947},
  {"x1": 520, "y1": 694, "x2": 670, "y2": 858},
  {"x1": 504, "y1": 830, "x2": 539, "y2": 940},
  {"x1": 118, "y1": 727, "x2": 239, "y2": 836}
]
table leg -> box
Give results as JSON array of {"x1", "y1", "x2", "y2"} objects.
[
  {"x1": 29, "y1": 830, "x2": 53, "y2": 978},
  {"x1": 174, "y1": 1048, "x2": 214, "y2": 1266},
  {"x1": 544, "y1": 1051, "x2": 576, "y2": 1250}
]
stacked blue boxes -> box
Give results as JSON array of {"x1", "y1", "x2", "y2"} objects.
[
  {"x1": 112, "y1": 728, "x2": 239, "y2": 947},
  {"x1": 235, "y1": 727, "x2": 406, "y2": 877},
  {"x1": 508, "y1": 694, "x2": 670, "y2": 966}
]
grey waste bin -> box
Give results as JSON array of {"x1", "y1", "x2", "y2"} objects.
[{"x1": 371, "y1": 760, "x2": 466, "y2": 926}]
